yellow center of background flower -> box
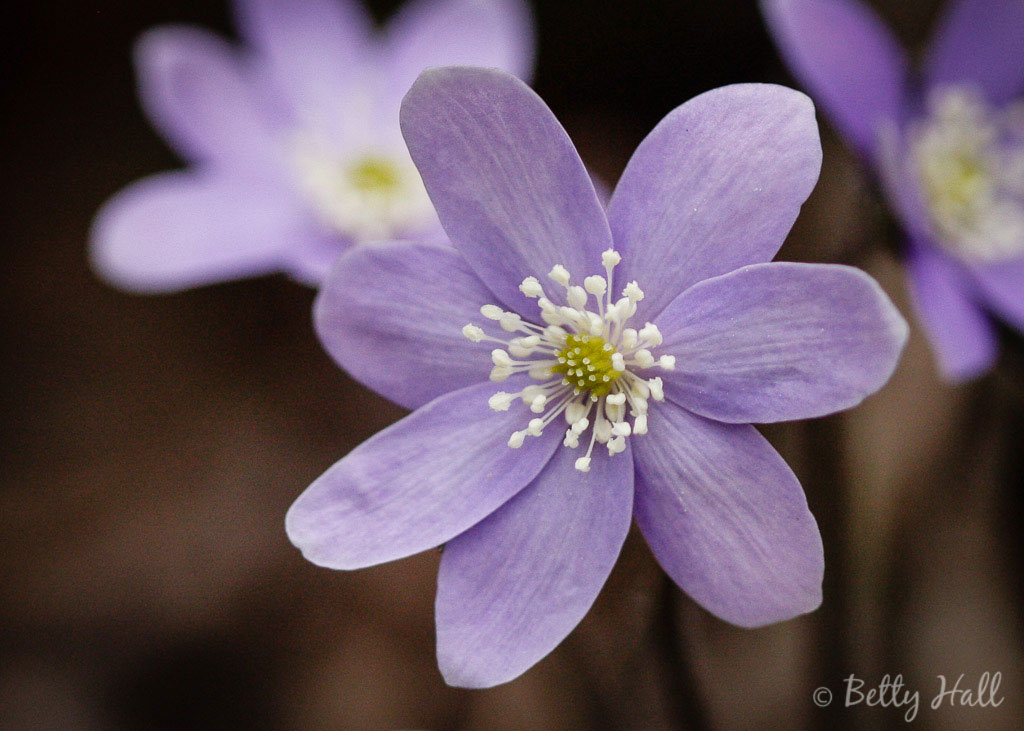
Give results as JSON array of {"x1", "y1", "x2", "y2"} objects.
[
  {"x1": 348, "y1": 157, "x2": 402, "y2": 195},
  {"x1": 552, "y1": 334, "x2": 621, "y2": 397}
]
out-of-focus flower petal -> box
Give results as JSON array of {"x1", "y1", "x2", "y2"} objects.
[
  {"x1": 435, "y1": 444, "x2": 633, "y2": 688},
  {"x1": 760, "y1": 0, "x2": 910, "y2": 158},
  {"x1": 134, "y1": 26, "x2": 278, "y2": 166},
  {"x1": 633, "y1": 404, "x2": 823, "y2": 628},
  {"x1": 654, "y1": 262, "x2": 907, "y2": 424},
  {"x1": 400, "y1": 66, "x2": 612, "y2": 313},
  {"x1": 232, "y1": 0, "x2": 374, "y2": 141},
  {"x1": 380, "y1": 0, "x2": 535, "y2": 131},
  {"x1": 608, "y1": 84, "x2": 822, "y2": 322},
  {"x1": 905, "y1": 238, "x2": 998, "y2": 381},
  {"x1": 970, "y1": 256, "x2": 1024, "y2": 332},
  {"x1": 90, "y1": 171, "x2": 303, "y2": 293},
  {"x1": 286, "y1": 380, "x2": 562, "y2": 570},
  {"x1": 924, "y1": 0, "x2": 1024, "y2": 106},
  {"x1": 315, "y1": 241, "x2": 498, "y2": 410}
]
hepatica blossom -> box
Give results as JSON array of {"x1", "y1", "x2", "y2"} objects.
[
  {"x1": 90, "y1": 0, "x2": 533, "y2": 291},
  {"x1": 762, "y1": 0, "x2": 1024, "y2": 380},
  {"x1": 287, "y1": 67, "x2": 908, "y2": 688}
]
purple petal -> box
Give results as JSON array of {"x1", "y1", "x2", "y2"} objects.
[
  {"x1": 436, "y1": 444, "x2": 633, "y2": 688},
  {"x1": 280, "y1": 232, "x2": 351, "y2": 287},
  {"x1": 315, "y1": 241, "x2": 497, "y2": 410},
  {"x1": 924, "y1": 0, "x2": 1024, "y2": 106},
  {"x1": 380, "y1": 0, "x2": 535, "y2": 128},
  {"x1": 400, "y1": 67, "x2": 612, "y2": 313},
  {"x1": 232, "y1": 0, "x2": 373, "y2": 139},
  {"x1": 905, "y1": 239, "x2": 997, "y2": 382},
  {"x1": 760, "y1": 0, "x2": 911, "y2": 158},
  {"x1": 90, "y1": 171, "x2": 304, "y2": 293},
  {"x1": 633, "y1": 403, "x2": 823, "y2": 627},
  {"x1": 134, "y1": 26, "x2": 278, "y2": 167},
  {"x1": 286, "y1": 380, "x2": 562, "y2": 570},
  {"x1": 654, "y1": 262, "x2": 908, "y2": 424},
  {"x1": 970, "y1": 256, "x2": 1024, "y2": 332},
  {"x1": 608, "y1": 84, "x2": 822, "y2": 322}
]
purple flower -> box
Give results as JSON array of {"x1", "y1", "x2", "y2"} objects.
[
  {"x1": 762, "y1": 0, "x2": 1024, "y2": 380},
  {"x1": 287, "y1": 67, "x2": 908, "y2": 688},
  {"x1": 89, "y1": 0, "x2": 534, "y2": 292}
]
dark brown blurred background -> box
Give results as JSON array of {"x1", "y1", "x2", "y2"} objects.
[{"x1": 2, "y1": 1, "x2": 1022, "y2": 728}]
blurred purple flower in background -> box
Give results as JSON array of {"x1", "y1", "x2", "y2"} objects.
[
  {"x1": 287, "y1": 67, "x2": 908, "y2": 688},
  {"x1": 90, "y1": 0, "x2": 534, "y2": 292},
  {"x1": 762, "y1": 0, "x2": 1024, "y2": 381}
]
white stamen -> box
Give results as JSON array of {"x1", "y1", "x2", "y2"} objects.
[
  {"x1": 481, "y1": 304, "x2": 504, "y2": 320},
  {"x1": 489, "y1": 392, "x2": 514, "y2": 411},
  {"x1": 467, "y1": 250, "x2": 674, "y2": 472},
  {"x1": 519, "y1": 276, "x2": 544, "y2": 298},
  {"x1": 601, "y1": 249, "x2": 622, "y2": 268},
  {"x1": 549, "y1": 265, "x2": 571, "y2": 285},
  {"x1": 584, "y1": 275, "x2": 607, "y2": 296},
  {"x1": 567, "y1": 285, "x2": 588, "y2": 310}
]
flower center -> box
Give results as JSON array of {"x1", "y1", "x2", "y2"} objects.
[
  {"x1": 348, "y1": 156, "x2": 402, "y2": 194},
  {"x1": 552, "y1": 334, "x2": 622, "y2": 396},
  {"x1": 462, "y1": 249, "x2": 676, "y2": 472},
  {"x1": 910, "y1": 86, "x2": 1024, "y2": 262},
  {"x1": 290, "y1": 135, "x2": 436, "y2": 243}
]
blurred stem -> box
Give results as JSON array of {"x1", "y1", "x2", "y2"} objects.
[
  {"x1": 652, "y1": 575, "x2": 709, "y2": 731},
  {"x1": 803, "y1": 414, "x2": 852, "y2": 730}
]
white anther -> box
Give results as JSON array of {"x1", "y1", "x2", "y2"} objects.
[
  {"x1": 508, "y1": 431, "x2": 526, "y2": 448},
  {"x1": 491, "y1": 349, "x2": 513, "y2": 367},
  {"x1": 623, "y1": 281, "x2": 645, "y2": 301},
  {"x1": 490, "y1": 366, "x2": 512, "y2": 382},
  {"x1": 549, "y1": 265, "x2": 570, "y2": 285},
  {"x1": 509, "y1": 343, "x2": 532, "y2": 358},
  {"x1": 606, "y1": 393, "x2": 627, "y2": 406},
  {"x1": 462, "y1": 324, "x2": 485, "y2": 342},
  {"x1": 488, "y1": 392, "x2": 514, "y2": 411},
  {"x1": 567, "y1": 285, "x2": 588, "y2": 309},
  {"x1": 565, "y1": 401, "x2": 588, "y2": 424},
  {"x1": 528, "y1": 363, "x2": 553, "y2": 380},
  {"x1": 620, "y1": 328, "x2": 638, "y2": 349},
  {"x1": 612, "y1": 421, "x2": 632, "y2": 437},
  {"x1": 499, "y1": 312, "x2": 522, "y2": 332},
  {"x1": 544, "y1": 325, "x2": 567, "y2": 341},
  {"x1": 658, "y1": 354, "x2": 676, "y2": 370},
  {"x1": 574, "y1": 456, "x2": 591, "y2": 472},
  {"x1": 584, "y1": 275, "x2": 607, "y2": 296},
  {"x1": 648, "y1": 377, "x2": 664, "y2": 401},
  {"x1": 571, "y1": 417, "x2": 589, "y2": 434},
  {"x1": 480, "y1": 304, "x2": 504, "y2": 320},
  {"x1": 601, "y1": 249, "x2": 621, "y2": 268},
  {"x1": 638, "y1": 323, "x2": 663, "y2": 346},
  {"x1": 527, "y1": 418, "x2": 545, "y2": 436},
  {"x1": 519, "y1": 276, "x2": 543, "y2": 297},
  {"x1": 563, "y1": 430, "x2": 580, "y2": 448},
  {"x1": 611, "y1": 352, "x2": 626, "y2": 372},
  {"x1": 635, "y1": 349, "x2": 655, "y2": 368},
  {"x1": 607, "y1": 436, "x2": 626, "y2": 455},
  {"x1": 633, "y1": 413, "x2": 648, "y2": 435},
  {"x1": 530, "y1": 395, "x2": 547, "y2": 413},
  {"x1": 611, "y1": 297, "x2": 634, "y2": 320}
]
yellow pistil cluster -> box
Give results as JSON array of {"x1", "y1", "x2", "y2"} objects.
[
  {"x1": 348, "y1": 156, "x2": 401, "y2": 194},
  {"x1": 552, "y1": 334, "x2": 621, "y2": 397}
]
